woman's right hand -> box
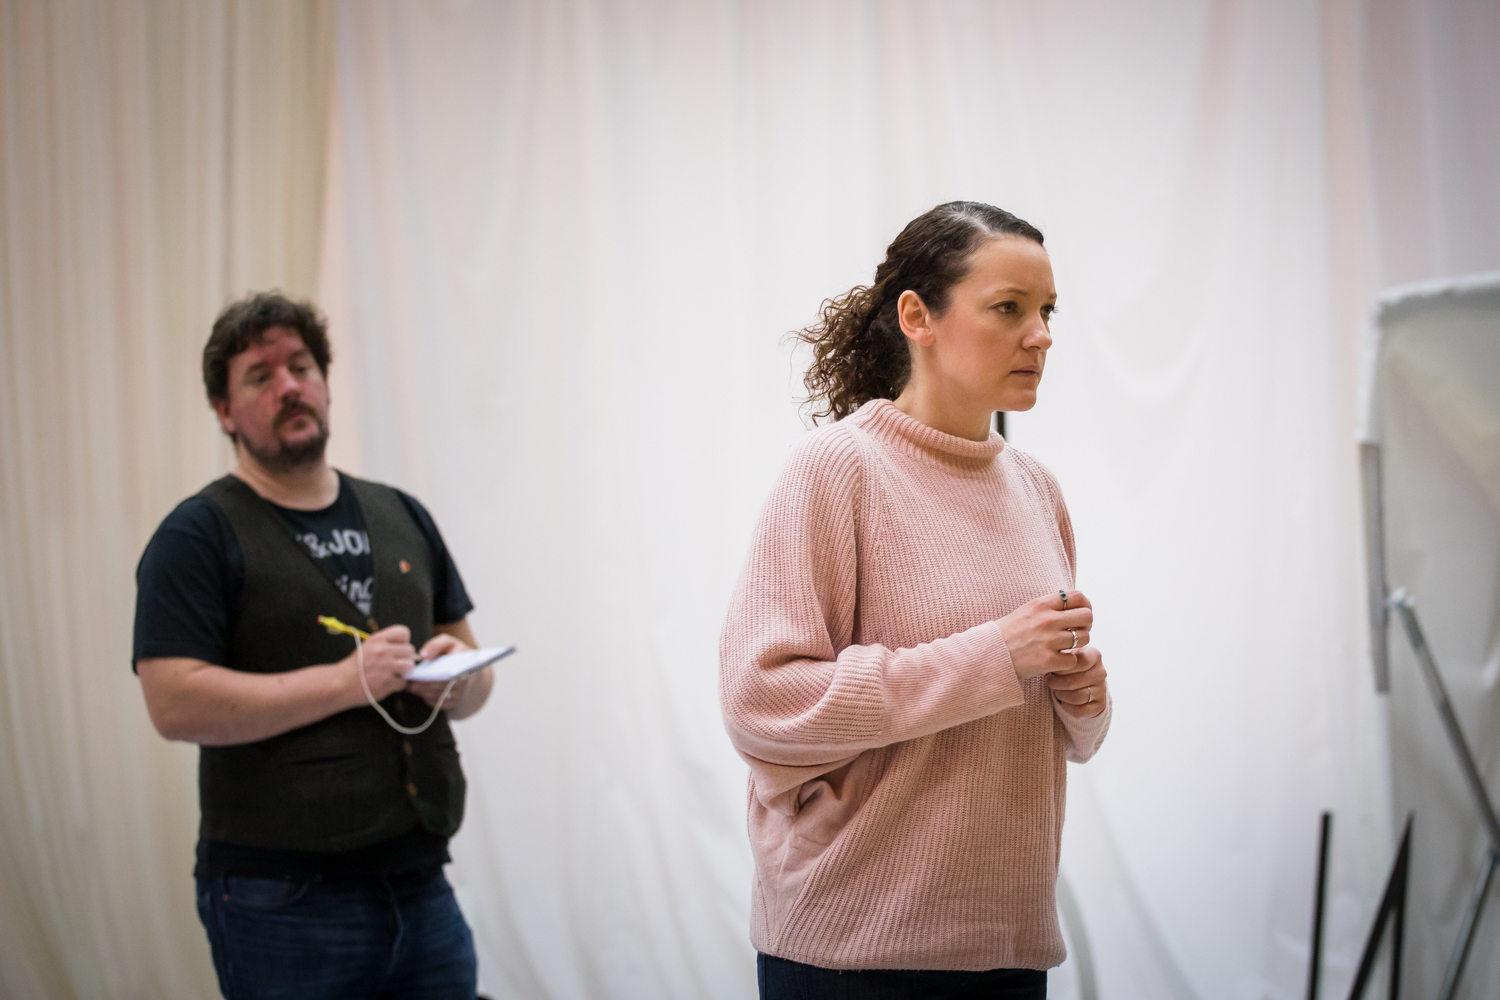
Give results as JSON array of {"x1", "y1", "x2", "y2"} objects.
[{"x1": 999, "y1": 590, "x2": 1094, "y2": 680}]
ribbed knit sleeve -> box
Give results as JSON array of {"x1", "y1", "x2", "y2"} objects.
[
  {"x1": 1060, "y1": 694, "x2": 1112, "y2": 763},
  {"x1": 1016, "y1": 452, "x2": 1112, "y2": 764},
  {"x1": 719, "y1": 428, "x2": 1026, "y2": 777}
]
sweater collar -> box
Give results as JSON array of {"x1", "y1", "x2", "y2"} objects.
[{"x1": 851, "y1": 399, "x2": 1005, "y2": 467}]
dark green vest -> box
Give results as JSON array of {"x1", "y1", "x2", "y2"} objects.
[{"x1": 197, "y1": 473, "x2": 466, "y2": 852}]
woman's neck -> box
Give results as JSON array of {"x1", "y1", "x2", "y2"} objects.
[{"x1": 891, "y1": 384, "x2": 994, "y2": 442}]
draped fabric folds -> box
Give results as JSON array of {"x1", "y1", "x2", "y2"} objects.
[
  {"x1": 2, "y1": 1, "x2": 1498, "y2": 998},
  {"x1": 0, "y1": 2, "x2": 335, "y2": 996},
  {"x1": 317, "y1": 4, "x2": 1379, "y2": 997}
]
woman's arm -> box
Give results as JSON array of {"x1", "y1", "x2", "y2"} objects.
[
  {"x1": 1026, "y1": 454, "x2": 1112, "y2": 762},
  {"x1": 719, "y1": 433, "x2": 1028, "y2": 770},
  {"x1": 722, "y1": 620, "x2": 1027, "y2": 769}
]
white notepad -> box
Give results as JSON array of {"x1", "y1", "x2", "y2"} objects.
[{"x1": 405, "y1": 646, "x2": 516, "y2": 683}]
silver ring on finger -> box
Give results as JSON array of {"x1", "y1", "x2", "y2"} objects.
[{"x1": 1067, "y1": 628, "x2": 1080, "y2": 651}]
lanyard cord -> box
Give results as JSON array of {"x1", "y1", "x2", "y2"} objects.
[
  {"x1": 352, "y1": 628, "x2": 460, "y2": 736},
  {"x1": 321, "y1": 616, "x2": 461, "y2": 736}
]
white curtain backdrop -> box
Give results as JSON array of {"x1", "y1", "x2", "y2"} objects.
[
  {"x1": 319, "y1": 3, "x2": 1387, "y2": 998},
  {"x1": 2, "y1": 1, "x2": 1498, "y2": 998},
  {"x1": 0, "y1": 2, "x2": 334, "y2": 997}
]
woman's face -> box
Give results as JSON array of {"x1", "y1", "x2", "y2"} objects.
[{"x1": 910, "y1": 237, "x2": 1057, "y2": 414}]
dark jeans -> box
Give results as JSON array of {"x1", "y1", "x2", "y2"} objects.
[
  {"x1": 758, "y1": 953, "x2": 1047, "y2": 1000},
  {"x1": 196, "y1": 870, "x2": 477, "y2": 1000}
]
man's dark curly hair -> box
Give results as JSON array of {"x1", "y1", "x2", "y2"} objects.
[
  {"x1": 203, "y1": 291, "x2": 331, "y2": 402},
  {"x1": 795, "y1": 201, "x2": 1044, "y2": 423}
]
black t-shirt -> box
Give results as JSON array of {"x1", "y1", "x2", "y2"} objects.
[
  {"x1": 133, "y1": 473, "x2": 475, "y2": 880},
  {"x1": 279, "y1": 484, "x2": 378, "y2": 617}
]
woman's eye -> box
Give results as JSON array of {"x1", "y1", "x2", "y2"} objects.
[
  {"x1": 994, "y1": 301, "x2": 1017, "y2": 314},
  {"x1": 1042, "y1": 305, "x2": 1057, "y2": 320}
]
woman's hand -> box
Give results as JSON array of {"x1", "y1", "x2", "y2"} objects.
[
  {"x1": 1046, "y1": 646, "x2": 1108, "y2": 719},
  {"x1": 998, "y1": 589, "x2": 1094, "y2": 680}
]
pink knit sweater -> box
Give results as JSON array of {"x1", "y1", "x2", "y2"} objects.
[{"x1": 719, "y1": 399, "x2": 1111, "y2": 971}]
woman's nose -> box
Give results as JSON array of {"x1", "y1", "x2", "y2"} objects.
[{"x1": 1025, "y1": 319, "x2": 1053, "y2": 350}]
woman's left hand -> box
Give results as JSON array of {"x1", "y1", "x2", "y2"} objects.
[{"x1": 1046, "y1": 646, "x2": 1107, "y2": 719}]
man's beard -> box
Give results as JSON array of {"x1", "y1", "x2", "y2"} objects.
[{"x1": 243, "y1": 402, "x2": 330, "y2": 473}]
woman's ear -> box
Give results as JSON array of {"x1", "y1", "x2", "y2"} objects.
[{"x1": 897, "y1": 289, "x2": 936, "y2": 346}]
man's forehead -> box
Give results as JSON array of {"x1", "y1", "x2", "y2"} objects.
[{"x1": 238, "y1": 327, "x2": 309, "y2": 362}]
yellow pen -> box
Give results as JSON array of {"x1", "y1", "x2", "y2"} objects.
[
  {"x1": 318, "y1": 615, "x2": 371, "y2": 641},
  {"x1": 319, "y1": 613, "x2": 466, "y2": 736}
]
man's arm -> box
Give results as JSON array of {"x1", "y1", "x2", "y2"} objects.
[
  {"x1": 137, "y1": 625, "x2": 416, "y2": 746},
  {"x1": 408, "y1": 618, "x2": 494, "y2": 721}
]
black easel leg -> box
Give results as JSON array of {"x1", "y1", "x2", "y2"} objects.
[
  {"x1": 1308, "y1": 812, "x2": 1332, "y2": 1000},
  {"x1": 1346, "y1": 816, "x2": 1412, "y2": 1000}
]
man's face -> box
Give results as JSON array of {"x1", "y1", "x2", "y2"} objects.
[{"x1": 212, "y1": 326, "x2": 330, "y2": 473}]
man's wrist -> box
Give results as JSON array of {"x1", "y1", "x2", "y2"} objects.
[{"x1": 324, "y1": 655, "x2": 365, "y2": 713}]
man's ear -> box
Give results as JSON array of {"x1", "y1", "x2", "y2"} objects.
[
  {"x1": 896, "y1": 289, "x2": 936, "y2": 347},
  {"x1": 210, "y1": 397, "x2": 238, "y2": 443}
]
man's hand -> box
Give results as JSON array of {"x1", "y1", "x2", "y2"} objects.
[
  {"x1": 418, "y1": 630, "x2": 470, "y2": 662},
  {"x1": 998, "y1": 589, "x2": 1094, "y2": 680},
  {"x1": 405, "y1": 631, "x2": 473, "y2": 708},
  {"x1": 405, "y1": 619, "x2": 495, "y2": 720},
  {"x1": 344, "y1": 625, "x2": 416, "y2": 703},
  {"x1": 1046, "y1": 645, "x2": 1108, "y2": 719}
]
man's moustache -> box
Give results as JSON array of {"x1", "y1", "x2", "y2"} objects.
[{"x1": 274, "y1": 403, "x2": 320, "y2": 429}]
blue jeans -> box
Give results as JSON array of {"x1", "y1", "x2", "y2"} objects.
[
  {"x1": 196, "y1": 870, "x2": 477, "y2": 1000},
  {"x1": 758, "y1": 953, "x2": 1047, "y2": 1000}
]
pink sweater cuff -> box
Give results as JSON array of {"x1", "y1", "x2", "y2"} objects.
[{"x1": 1056, "y1": 691, "x2": 1111, "y2": 763}]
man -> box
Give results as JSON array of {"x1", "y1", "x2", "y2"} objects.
[{"x1": 134, "y1": 292, "x2": 492, "y2": 999}]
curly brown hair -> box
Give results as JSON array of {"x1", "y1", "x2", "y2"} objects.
[
  {"x1": 796, "y1": 201, "x2": 1044, "y2": 423},
  {"x1": 203, "y1": 291, "x2": 331, "y2": 403}
]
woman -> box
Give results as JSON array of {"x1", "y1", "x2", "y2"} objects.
[{"x1": 719, "y1": 202, "x2": 1110, "y2": 999}]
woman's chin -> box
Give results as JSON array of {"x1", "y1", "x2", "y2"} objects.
[{"x1": 995, "y1": 391, "x2": 1038, "y2": 412}]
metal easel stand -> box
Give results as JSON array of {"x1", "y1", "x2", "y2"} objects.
[{"x1": 1388, "y1": 590, "x2": 1500, "y2": 1000}]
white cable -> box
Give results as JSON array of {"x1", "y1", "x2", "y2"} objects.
[{"x1": 353, "y1": 628, "x2": 461, "y2": 736}]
